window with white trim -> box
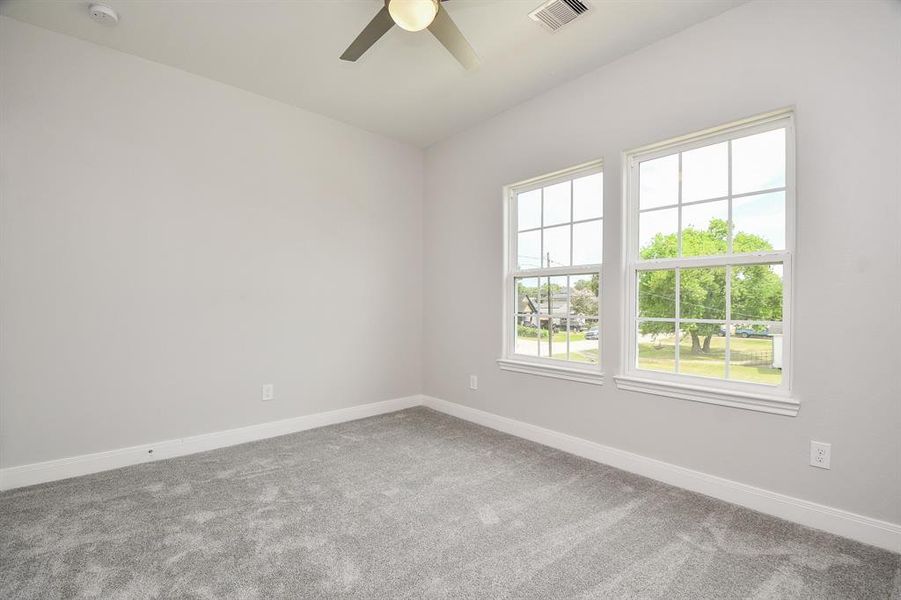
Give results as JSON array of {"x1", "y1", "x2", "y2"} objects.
[
  {"x1": 620, "y1": 111, "x2": 795, "y2": 413},
  {"x1": 500, "y1": 162, "x2": 603, "y2": 383}
]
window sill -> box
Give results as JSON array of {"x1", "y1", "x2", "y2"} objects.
[
  {"x1": 613, "y1": 375, "x2": 799, "y2": 416},
  {"x1": 497, "y1": 358, "x2": 605, "y2": 386}
]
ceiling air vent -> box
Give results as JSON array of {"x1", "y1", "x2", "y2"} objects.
[{"x1": 529, "y1": 0, "x2": 589, "y2": 32}]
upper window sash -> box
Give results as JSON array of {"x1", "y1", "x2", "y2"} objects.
[
  {"x1": 508, "y1": 160, "x2": 604, "y2": 276},
  {"x1": 628, "y1": 112, "x2": 794, "y2": 265}
]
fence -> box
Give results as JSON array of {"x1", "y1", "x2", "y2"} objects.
[{"x1": 731, "y1": 349, "x2": 773, "y2": 367}]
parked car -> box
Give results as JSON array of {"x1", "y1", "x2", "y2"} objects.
[
  {"x1": 568, "y1": 317, "x2": 585, "y2": 332},
  {"x1": 584, "y1": 326, "x2": 599, "y2": 340},
  {"x1": 735, "y1": 327, "x2": 771, "y2": 338}
]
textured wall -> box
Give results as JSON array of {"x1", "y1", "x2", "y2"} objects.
[
  {"x1": 0, "y1": 17, "x2": 423, "y2": 467},
  {"x1": 423, "y1": 0, "x2": 901, "y2": 523}
]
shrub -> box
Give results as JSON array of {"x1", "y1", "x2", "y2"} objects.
[{"x1": 517, "y1": 324, "x2": 547, "y2": 338}]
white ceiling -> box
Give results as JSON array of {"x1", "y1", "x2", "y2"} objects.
[{"x1": 1, "y1": 0, "x2": 745, "y2": 147}]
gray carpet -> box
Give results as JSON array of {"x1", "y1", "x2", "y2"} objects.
[{"x1": 1, "y1": 407, "x2": 899, "y2": 599}]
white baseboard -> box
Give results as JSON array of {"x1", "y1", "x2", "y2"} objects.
[
  {"x1": 421, "y1": 395, "x2": 901, "y2": 553},
  {"x1": 0, "y1": 395, "x2": 421, "y2": 492},
  {"x1": 3, "y1": 393, "x2": 898, "y2": 554}
]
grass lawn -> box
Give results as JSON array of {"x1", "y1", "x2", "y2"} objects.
[
  {"x1": 517, "y1": 331, "x2": 779, "y2": 379},
  {"x1": 638, "y1": 334, "x2": 781, "y2": 385}
]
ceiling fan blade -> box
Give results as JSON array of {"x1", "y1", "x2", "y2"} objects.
[
  {"x1": 427, "y1": 4, "x2": 479, "y2": 70},
  {"x1": 340, "y1": 6, "x2": 395, "y2": 62}
]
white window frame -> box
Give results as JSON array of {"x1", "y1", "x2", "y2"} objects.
[
  {"x1": 498, "y1": 160, "x2": 605, "y2": 385},
  {"x1": 615, "y1": 109, "x2": 799, "y2": 416}
]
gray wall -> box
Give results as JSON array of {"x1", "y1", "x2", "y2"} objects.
[
  {"x1": 2, "y1": 1, "x2": 899, "y2": 527},
  {"x1": 423, "y1": 0, "x2": 901, "y2": 523},
  {"x1": 0, "y1": 17, "x2": 423, "y2": 468}
]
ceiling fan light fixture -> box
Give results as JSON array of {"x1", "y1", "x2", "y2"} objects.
[{"x1": 388, "y1": 0, "x2": 439, "y2": 32}]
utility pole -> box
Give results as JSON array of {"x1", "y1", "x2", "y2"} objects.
[{"x1": 546, "y1": 251, "x2": 553, "y2": 359}]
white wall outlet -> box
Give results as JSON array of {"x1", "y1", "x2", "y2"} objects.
[
  {"x1": 261, "y1": 384, "x2": 274, "y2": 401},
  {"x1": 469, "y1": 375, "x2": 478, "y2": 390},
  {"x1": 810, "y1": 441, "x2": 831, "y2": 469}
]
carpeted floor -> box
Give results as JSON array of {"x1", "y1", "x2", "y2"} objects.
[{"x1": 1, "y1": 407, "x2": 899, "y2": 599}]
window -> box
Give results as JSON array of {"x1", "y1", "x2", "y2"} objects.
[
  {"x1": 499, "y1": 162, "x2": 604, "y2": 385},
  {"x1": 618, "y1": 110, "x2": 798, "y2": 415}
]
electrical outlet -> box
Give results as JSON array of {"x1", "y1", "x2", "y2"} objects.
[
  {"x1": 469, "y1": 375, "x2": 478, "y2": 390},
  {"x1": 810, "y1": 441, "x2": 831, "y2": 469},
  {"x1": 261, "y1": 384, "x2": 274, "y2": 402}
]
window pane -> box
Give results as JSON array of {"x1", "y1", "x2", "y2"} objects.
[
  {"x1": 639, "y1": 154, "x2": 678, "y2": 209},
  {"x1": 637, "y1": 321, "x2": 675, "y2": 373},
  {"x1": 515, "y1": 277, "x2": 540, "y2": 314},
  {"x1": 639, "y1": 208, "x2": 677, "y2": 257},
  {"x1": 732, "y1": 128, "x2": 785, "y2": 194},
  {"x1": 681, "y1": 200, "x2": 728, "y2": 257},
  {"x1": 569, "y1": 317, "x2": 599, "y2": 364},
  {"x1": 732, "y1": 191, "x2": 785, "y2": 251},
  {"x1": 540, "y1": 276, "x2": 568, "y2": 315},
  {"x1": 729, "y1": 323, "x2": 783, "y2": 385},
  {"x1": 517, "y1": 189, "x2": 541, "y2": 231},
  {"x1": 543, "y1": 224, "x2": 570, "y2": 267},
  {"x1": 682, "y1": 142, "x2": 728, "y2": 203},
  {"x1": 543, "y1": 181, "x2": 570, "y2": 226},
  {"x1": 731, "y1": 263, "x2": 783, "y2": 322},
  {"x1": 680, "y1": 267, "x2": 726, "y2": 320},
  {"x1": 517, "y1": 230, "x2": 541, "y2": 270},
  {"x1": 514, "y1": 314, "x2": 539, "y2": 357},
  {"x1": 572, "y1": 219, "x2": 602, "y2": 266},
  {"x1": 678, "y1": 323, "x2": 726, "y2": 379},
  {"x1": 638, "y1": 269, "x2": 675, "y2": 318},
  {"x1": 573, "y1": 173, "x2": 603, "y2": 221}
]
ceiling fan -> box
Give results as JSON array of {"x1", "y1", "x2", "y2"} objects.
[{"x1": 340, "y1": 0, "x2": 479, "y2": 70}]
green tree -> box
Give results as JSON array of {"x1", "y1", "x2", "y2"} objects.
[
  {"x1": 573, "y1": 274, "x2": 599, "y2": 296},
  {"x1": 638, "y1": 218, "x2": 781, "y2": 354},
  {"x1": 570, "y1": 274, "x2": 599, "y2": 317}
]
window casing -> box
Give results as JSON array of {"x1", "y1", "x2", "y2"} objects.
[
  {"x1": 618, "y1": 110, "x2": 798, "y2": 415},
  {"x1": 500, "y1": 161, "x2": 604, "y2": 384}
]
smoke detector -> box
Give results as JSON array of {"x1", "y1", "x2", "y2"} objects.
[
  {"x1": 529, "y1": 0, "x2": 589, "y2": 32},
  {"x1": 89, "y1": 4, "x2": 119, "y2": 27}
]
